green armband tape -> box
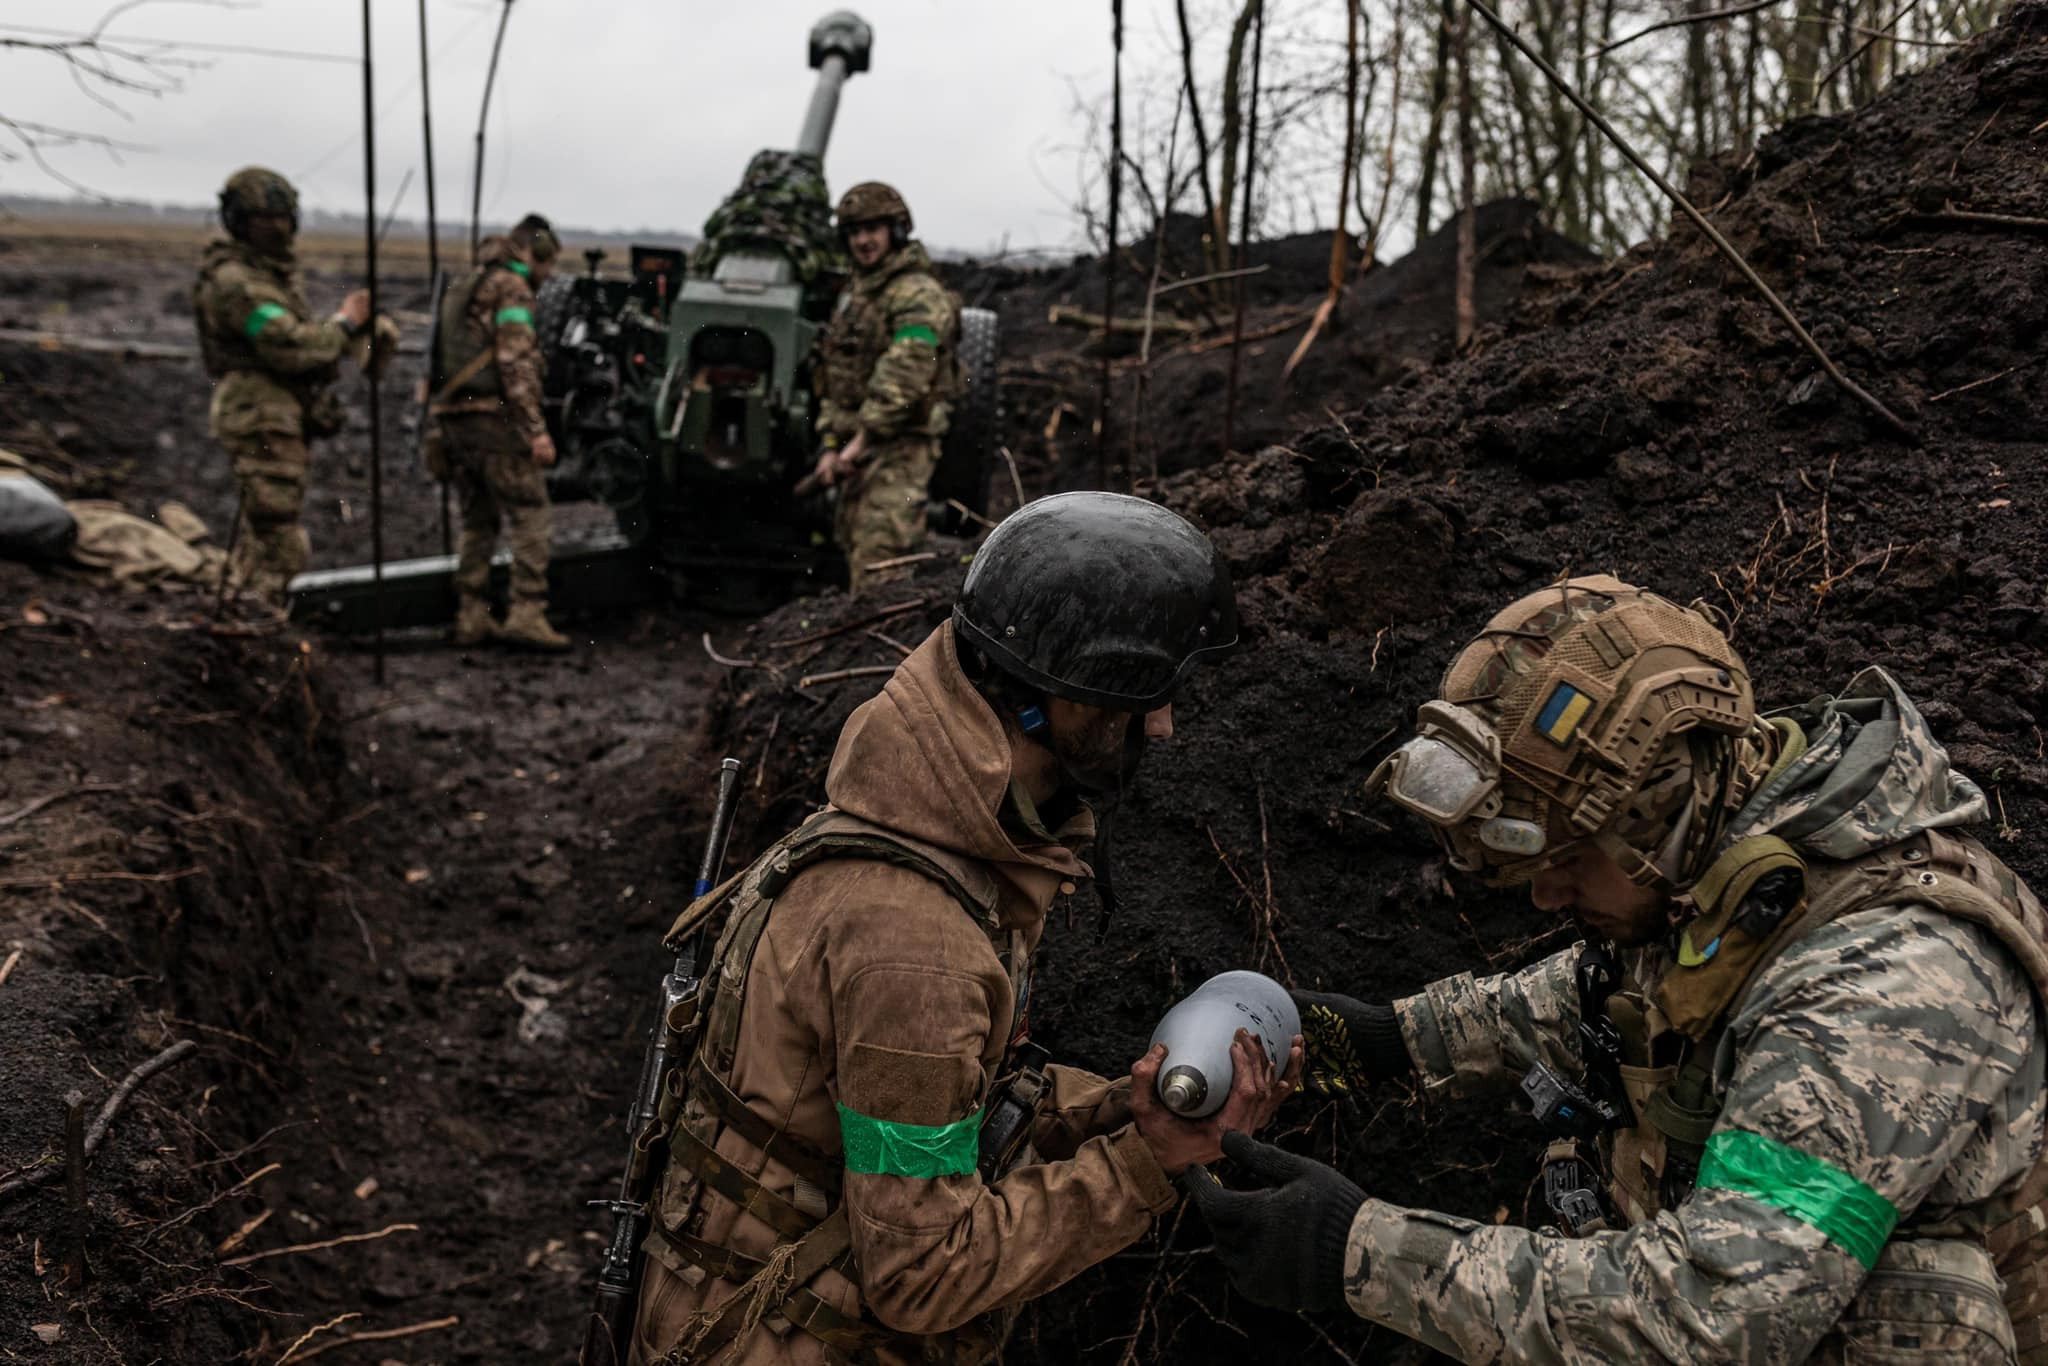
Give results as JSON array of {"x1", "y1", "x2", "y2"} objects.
[
  {"x1": 892, "y1": 324, "x2": 940, "y2": 347},
  {"x1": 505, "y1": 259, "x2": 532, "y2": 278},
  {"x1": 838, "y1": 1103, "x2": 980, "y2": 1178},
  {"x1": 243, "y1": 301, "x2": 289, "y2": 339},
  {"x1": 1697, "y1": 1129, "x2": 1898, "y2": 1268},
  {"x1": 495, "y1": 306, "x2": 535, "y2": 329}
]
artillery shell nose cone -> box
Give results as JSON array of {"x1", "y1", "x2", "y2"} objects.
[{"x1": 1160, "y1": 1066, "x2": 1207, "y2": 1115}]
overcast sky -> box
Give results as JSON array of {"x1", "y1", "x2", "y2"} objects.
[{"x1": 0, "y1": 0, "x2": 1138, "y2": 256}]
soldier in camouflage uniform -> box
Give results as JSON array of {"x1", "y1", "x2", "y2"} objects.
[
  {"x1": 427, "y1": 213, "x2": 568, "y2": 652},
  {"x1": 807, "y1": 182, "x2": 960, "y2": 595},
  {"x1": 191, "y1": 167, "x2": 371, "y2": 603},
  {"x1": 1191, "y1": 575, "x2": 2048, "y2": 1364}
]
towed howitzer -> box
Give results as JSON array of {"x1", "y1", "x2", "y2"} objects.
[
  {"x1": 289, "y1": 9, "x2": 1002, "y2": 631},
  {"x1": 580, "y1": 756, "x2": 745, "y2": 1366}
]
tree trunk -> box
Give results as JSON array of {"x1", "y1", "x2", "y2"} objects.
[
  {"x1": 1215, "y1": 0, "x2": 1261, "y2": 263},
  {"x1": 1455, "y1": 0, "x2": 1477, "y2": 349},
  {"x1": 1173, "y1": 0, "x2": 1224, "y2": 276},
  {"x1": 1786, "y1": 0, "x2": 1829, "y2": 114},
  {"x1": 1415, "y1": 0, "x2": 1456, "y2": 244}
]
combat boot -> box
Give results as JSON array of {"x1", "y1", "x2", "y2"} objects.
[
  {"x1": 499, "y1": 600, "x2": 571, "y2": 653},
  {"x1": 453, "y1": 595, "x2": 498, "y2": 648}
]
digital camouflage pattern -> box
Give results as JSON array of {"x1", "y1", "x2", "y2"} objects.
[
  {"x1": 692, "y1": 150, "x2": 845, "y2": 284},
  {"x1": 431, "y1": 235, "x2": 547, "y2": 443},
  {"x1": 818, "y1": 240, "x2": 959, "y2": 592},
  {"x1": 191, "y1": 236, "x2": 350, "y2": 601},
  {"x1": 1368, "y1": 668, "x2": 2047, "y2": 1363}
]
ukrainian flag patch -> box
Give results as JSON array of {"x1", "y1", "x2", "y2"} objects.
[{"x1": 1536, "y1": 682, "x2": 1593, "y2": 743}]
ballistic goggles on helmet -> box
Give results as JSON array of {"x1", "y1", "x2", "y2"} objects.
[{"x1": 1366, "y1": 700, "x2": 1551, "y2": 871}]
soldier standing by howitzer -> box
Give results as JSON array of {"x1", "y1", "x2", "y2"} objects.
[
  {"x1": 806, "y1": 182, "x2": 959, "y2": 596},
  {"x1": 192, "y1": 167, "x2": 388, "y2": 605},
  {"x1": 424, "y1": 213, "x2": 570, "y2": 652},
  {"x1": 1189, "y1": 575, "x2": 2048, "y2": 1364},
  {"x1": 607, "y1": 493, "x2": 1301, "y2": 1366}
]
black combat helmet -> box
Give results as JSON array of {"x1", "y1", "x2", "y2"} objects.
[{"x1": 954, "y1": 492, "x2": 1238, "y2": 713}]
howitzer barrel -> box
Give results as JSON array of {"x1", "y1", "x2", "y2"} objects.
[{"x1": 796, "y1": 10, "x2": 872, "y2": 159}]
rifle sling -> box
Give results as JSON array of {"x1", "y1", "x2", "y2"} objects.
[
  {"x1": 425, "y1": 346, "x2": 497, "y2": 411},
  {"x1": 686, "y1": 1055, "x2": 842, "y2": 1196},
  {"x1": 660, "y1": 1208, "x2": 917, "y2": 1362},
  {"x1": 666, "y1": 1124, "x2": 817, "y2": 1242}
]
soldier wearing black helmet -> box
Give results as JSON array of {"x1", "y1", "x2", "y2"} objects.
[
  {"x1": 191, "y1": 166, "x2": 380, "y2": 603},
  {"x1": 807, "y1": 181, "x2": 960, "y2": 594},
  {"x1": 626, "y1": 492, "x2": 1299, "y2": 1366}
]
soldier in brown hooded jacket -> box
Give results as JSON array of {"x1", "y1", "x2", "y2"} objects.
[
  {"x1": 427, "y1": 213, "x2": 569, "y2": 652},
  {"x1": 624, "y1": 493, "x2": 1301, "y2": 1365}
]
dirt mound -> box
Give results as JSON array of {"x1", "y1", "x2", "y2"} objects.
[
  {"x1": 0, "y1": 569, "x2": 340, "y2": 1361},
  {"x1": 950, "y1": 198, "x2": 1598, "y2": 500},
  {"x1": 699, "y1": 12, "x2": 2047, "y2": 1360}
]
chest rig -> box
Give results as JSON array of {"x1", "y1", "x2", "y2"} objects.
[
  {"x1": 644, "y1": 809, "x2": 1036, "y2": 1366},
  {"x1": 1532, "y1": 827, "x2": 2048, "y2": 1353}
]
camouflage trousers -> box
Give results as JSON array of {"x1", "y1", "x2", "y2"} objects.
[
  {"x1": 834, "y1": 436, "x2": 937, "y2": 595},
  {"x1": 442, "y1": 415, "x2": 552, "y2": 604},
  {"x1": 220, "y1": 430, "x2": 311, "y2": 604}
]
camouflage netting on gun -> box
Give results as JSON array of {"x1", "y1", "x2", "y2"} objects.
[{"x1": 692, "y1": 150, "x2": 845, "y2": 284}]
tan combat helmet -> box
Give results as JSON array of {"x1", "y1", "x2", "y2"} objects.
[
  {"x1": 835, "y1": 181, "x2": 912, "y2": 242},
  {"x1": 219, "y1": 166, "x2": 300, "y2": 239},
  {"x1": 1369, "y1": 575, "x2": 1766, "y2": 890}
]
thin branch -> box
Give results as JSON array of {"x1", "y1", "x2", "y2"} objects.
[
  {"x1": 219, "y1": 1221, "x2": 420, "y2": 1269},
  {"x1": 278, "y1": 1317, "x2": 458, "y2": 1364},
  {"x1": 0, "y1": 1040, "x2": 199, "y2": 1200},
  {"x1": 1597, "y1": 0, "x2": 1787, "y2": 56}
]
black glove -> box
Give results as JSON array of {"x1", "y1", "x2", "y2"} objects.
[
  {"x1": 1292, "y1": 991, "x2": 1412, "y2": 1095},
  {"x1": 1185, "y1": 1131, "x2": 1366, "y2": 1313}
]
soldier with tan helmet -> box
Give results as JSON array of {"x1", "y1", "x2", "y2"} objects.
[
  {"x1": 1190, "y1": 575, "x2": 2048, "y2": 1363},
  {"x1": 806, "y1": 181, "x2": 959, "y2": 595},
  {"x1": 427, "y1": 213, "x2": 569, "y2": 652},
  {"x1": 191, "y1": 166, "x2": 374, "y2": 604}
]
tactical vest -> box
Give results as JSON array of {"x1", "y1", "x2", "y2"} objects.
[
  {"x1": 434, "y1": 265, "x2": 513, "y2": 402},
  {"x1": 190, "y1": 252, "x2": 328, "y2": 385},
  {"x1": 643, "y1": 809, "x2": 1030, "y2": 1366},
  {"x1": 1584, "y1": 828, "x2": 2048, "y2": 1362},
  {"x1": 820, "y1": 266, "x2": 963, "y2": 434}
]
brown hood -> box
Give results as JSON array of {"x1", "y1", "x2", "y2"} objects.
[
  {"x1": 826, "y1": 621, "x2": 1090, "y2": 935},
  {"x1": 476, "y1": 234, "x2": 518, "y2": 268}
]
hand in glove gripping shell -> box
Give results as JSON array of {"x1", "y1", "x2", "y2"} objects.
[
  {"x1": 1186, "y1": 1132, "x2": 1366, "y2": 1313},
  {"x1": 1292, "y1": 991, "x2": 1412, "y2": 1095}
]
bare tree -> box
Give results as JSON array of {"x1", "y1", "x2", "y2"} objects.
[{"x1": 0, "y1": 1, "x2": 236, "y2": 199}]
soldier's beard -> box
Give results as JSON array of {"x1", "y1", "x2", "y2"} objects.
[{"x1": 1050, "y1": 711, "x2": 1148, "y2": 798}]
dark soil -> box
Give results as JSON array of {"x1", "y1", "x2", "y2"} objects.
[
  {"x1": 0, "y1": 6, "x2": 2042, "y2": 1363},
  {"x1": 698, "y1": 8, "x2": 2048, "y2": 1360},
  {"x1": 949, "y1": 198, "x2": 1598, "y2": 503}
]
